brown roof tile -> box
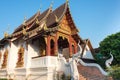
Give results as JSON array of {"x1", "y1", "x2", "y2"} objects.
[
  {"x1": 38, "y1": 8, "x2": 51, "y2": 21},
  {"x1": 13, "y1": 11, "x2": 40, "y2": 33},
  {"x1": 46, "y1": 13, "x2": 57, "y2": 28},
  {"x1": 52, "y1": 3, "x2": 67, "y2": 22}
]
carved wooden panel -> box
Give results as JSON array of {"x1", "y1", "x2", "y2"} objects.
[
  {"x1": 1, "y1": 49, "x2": 8, "y2": 69},
  {"x1": 60, "y1": 15, "x2": 71, "y2": 34},
  {"x1": 16, "y1": 46, "x2": 24, "y2": 67}
]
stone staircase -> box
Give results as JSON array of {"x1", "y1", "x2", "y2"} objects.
[
  {"x1": 79, "y1": 74, "x2": 87, "y2": 80},
  {"x1": 78, "y1": 64, "x2": 113, "y2": 80}
]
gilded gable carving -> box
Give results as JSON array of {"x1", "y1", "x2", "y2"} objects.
[{"x1": 59, "y1": 15, "x2": 71, "y2": 34}]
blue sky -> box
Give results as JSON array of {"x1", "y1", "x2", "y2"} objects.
[{"x1": 0, "y1": 0, "x2": 120, "y2": 48}]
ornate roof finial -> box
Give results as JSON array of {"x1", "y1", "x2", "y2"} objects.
[
  {"x1": 66, "y1": 0, "x2": 69, "y2": 3},
  {"x1": 36, "y1": 18, "x2": 39, "y2": 24},
  {"x1": 23, "y1": 16, "x2": 27, "y2": 26},
  {"x1": 50, "y1": 1, "x2": 54, "y2": 8},
  {"x1": 55, "y1": 15, "x2": 58, "y2": 22},
  {"x1": 38, "y1": 4, "x2": 42, "y2": 12},
  {"x1": 22, "y1": 26, "x2": 27, "y2": 36},
  {"x1": 4, "y1": 24, "x2": 10, "y2": 38}
]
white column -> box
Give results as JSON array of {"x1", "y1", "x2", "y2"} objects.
[{"x1": 7, "y1": 42, "x2": 18, "y2": 74}]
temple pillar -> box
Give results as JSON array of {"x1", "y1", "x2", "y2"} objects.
[
  {"x1": 54, "y1": 33, "x2": 58, "y2": 56},
  {"x1": 74, "y1": 42, "x2": 77, "y2": 54},
  {"x1": 46, "y1": 35, "x2": 51, "y2": 56},
  {"x1": 69, "y1": 36, "x2": 72, "y2": 57}
]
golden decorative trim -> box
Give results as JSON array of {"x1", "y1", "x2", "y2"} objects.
[
  {"x1": 16, "y1": 46, "x2": 24, "y2": 68},
  {"x1": 1, "y1": 49, "x2": 8, "y2": 69},
  {"x1": 4, "y1": 32, "x2": 9, "y2": 38},
  {"x1": 36, "y1": 18, "x2": 39, "y2": 24},
  {"x1": 22, "y1": 26, "x2": 27, "y2": 36},
  {"x1": 43, "y1": 23, "x2": 48, "y2": 31}
]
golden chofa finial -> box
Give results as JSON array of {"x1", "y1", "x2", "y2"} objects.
[
  {"x1": 22, "y1": 26, "x2": 27, "y2": 36},
  {"x1": 23, "y1": 16, "x2": 27, "y2": 26},
  {"x1": 4, "y1": 32, "x2": 9, "y2": 38},
  {"x1": 36, "y1": 18, "x2": 39, "y2": 24},
  {"x1": 50, "y1": 1, "x2": 54, "y2": 8},
  {"x1": 4, "y1": 24, "x2": 10, "y2": 38},
  {"x1": 66, "y1": 0, "x2": 69, "y2": 3},
  {"x1": 55, "y1": 15, "x2": 58, "y2": 22},
  {"x1": 39, "y1": 4, "x2": 42, "y2": 12}
]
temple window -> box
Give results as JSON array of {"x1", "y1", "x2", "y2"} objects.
[
  {"x1": 1, "y1": 49, "x2": 8, "y2": 69},
  {"x1": 16, "y1": 46, "x2": 24, "y2": 67}
]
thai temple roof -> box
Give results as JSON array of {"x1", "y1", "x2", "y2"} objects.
[
  {"x1": 12, "y1": 2, "x2": 79, "y2": 36},
  {"x1": 0, "y1": 1, "x2": 85, "y2": 45}
]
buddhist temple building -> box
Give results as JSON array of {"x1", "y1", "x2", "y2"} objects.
[{"x1": 0, "y1": 1, "x2": 112, "y2": 80}]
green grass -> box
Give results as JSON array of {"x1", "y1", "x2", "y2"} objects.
[{"x1": 0, "y1": 78, "x2": 7, "y2": 80}]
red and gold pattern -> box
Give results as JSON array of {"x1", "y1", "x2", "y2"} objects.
[
  {"x1": 1, "y1": 49, "x2": 8, "y2": 69},
  {"x1": 16, "y1": 46, "x2": 24, "y2": 67}
]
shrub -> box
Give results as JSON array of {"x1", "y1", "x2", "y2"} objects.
[{"x1": 107, "y1": 65, "x2": 120, "y2": 80}]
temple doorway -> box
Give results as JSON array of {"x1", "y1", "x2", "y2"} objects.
[
  {"x1": 50, "y1": 39, "x2": 55, "y2": 56},
  {"x1": 39, "y1": 37, "x2": 46, "y2": 56},
  {"x1": 58, "y1": 36, "x2": 69, "y2": 59}
]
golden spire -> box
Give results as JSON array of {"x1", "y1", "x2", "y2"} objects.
[
  {"x1": 66, "y1": 0, "x2": 69, "y2": 3},
  {"x1": 50, "y1": 1, "x2": 54, "y2": 8},
  {"x1": 23, "y1": 16, "x2": 27, "y2": 26},
  {"x1": 4, "y1": 24, "x2": 10, "y2": 38},
  {"x1": 40, "y1": 4, "x2": 42, "y2": 11},
  {"x1": 38, "y1": 4, "x2": 42, "y2": 12},
  {"x1": 4, "y1": 32, "x2": 9, "y2": 38}
]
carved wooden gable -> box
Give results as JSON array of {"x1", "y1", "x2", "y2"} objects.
[{"x1": 59, "y1": 15, "x2": 72, "y2": 34}]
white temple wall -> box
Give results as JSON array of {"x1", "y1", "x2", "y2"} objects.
[
  {"x1": 7, "y1": 42, "x2": 18, "y2": 74},
  {"x1": 0, "y1": 44, "x2": 10, "y2": 78},
  {"x1": 26, "y1": 40, "x2": 40, "y2": 68},
  {"x1": 82, "y1": 45, "x2": 94, "y2": 59},
  {"x1": 29, "y1": 40, "x2": 40, "y2": 57}
]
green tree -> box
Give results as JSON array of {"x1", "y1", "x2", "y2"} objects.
[
  {"x1": 99, "y1": 32, "x2": 120, "y2": 65},
  {"x1": 107, "y1": 65, "x2": 120, "y2": 80}
]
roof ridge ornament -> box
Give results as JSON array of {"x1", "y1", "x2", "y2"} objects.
[
  {"x1": 36, "y1": 18, "x2": 40, "y2": 24},
  {"x1": 22, "y1": 26, "x2": 27, "y2": 36},
  {"x1": 23, "y1": 16, "x2": 27, "y2": 26},
  {"x1": 38, "y1": 4, "x2": 42, "y2": 12},
  {"x1": 50, "y1": 1, "x2": 54, "y2": 9},
  {"x1": 4, "y1": 24, "x2": 10, "y2": 38},
  {"x1": 66, "y1": 0, "x2": 69, "y2": 3},
  {"x1": 54, "y1": 15, "x2": 58, "y2": 22}
]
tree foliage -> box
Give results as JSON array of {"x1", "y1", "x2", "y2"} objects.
[
  {"x1": 107, "y1": 65, "x2": 120, "y2": 80},
  {"x1": 99, "y1": 32, "x2": 120, "y2": 65}
]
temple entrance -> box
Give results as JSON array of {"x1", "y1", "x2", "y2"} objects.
[
  {"x1": 50, "y1": 39, "x2": 55, "y2": 56},
  {"x1": 39, "y1": 37, "x2": 46, "y2": 56},
  {"x1": 58, "y1": 36, "x2": 69, "y2": 59},
  {"x1": 72, "y1": 45, "x2": 75, "y2": 54}
]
